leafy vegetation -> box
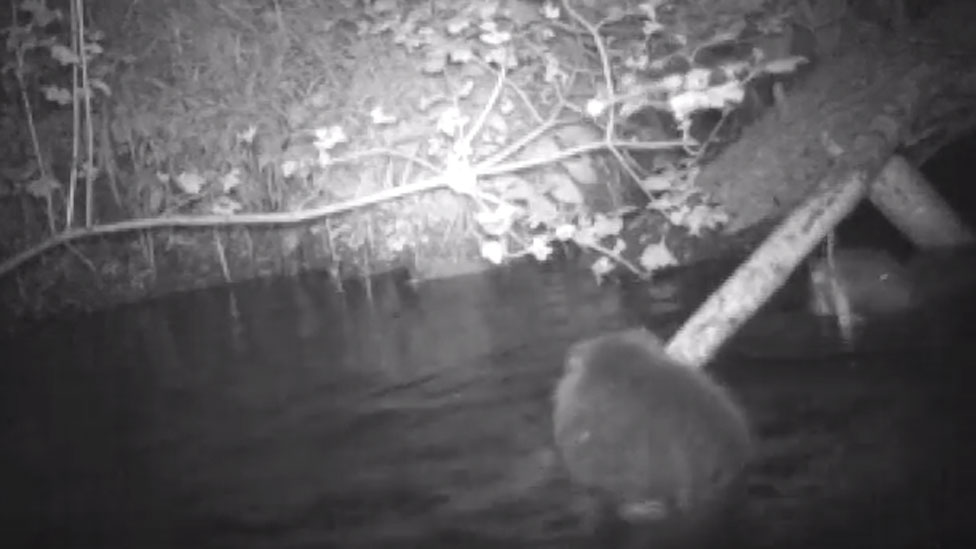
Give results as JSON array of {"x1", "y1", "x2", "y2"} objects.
[{"x1": 0, "y1": 0, "x2": 822, "y2": 324}]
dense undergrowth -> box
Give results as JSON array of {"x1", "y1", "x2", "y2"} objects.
[{"x1": 0, "y1": 0, "x2": 855, "y2": 330}]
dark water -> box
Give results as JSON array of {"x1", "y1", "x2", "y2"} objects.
[{"x1": 2, "y1": 260, "x2": 975, "y2": 548}]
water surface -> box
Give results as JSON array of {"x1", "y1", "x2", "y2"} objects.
[{"x1": 2, "y1": 260, "x2": 974, "y2": 548}]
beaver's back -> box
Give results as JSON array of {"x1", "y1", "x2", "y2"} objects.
[{"x1": 553, "y1": 328, "x2": 753, "y2": 520}]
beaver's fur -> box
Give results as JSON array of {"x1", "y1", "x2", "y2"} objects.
[{"x1": 553, "y1": 328, "x2": 753, "y2": 544}]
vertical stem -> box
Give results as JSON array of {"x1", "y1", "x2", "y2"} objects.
[{"x1": 75, "y1": 0, "x2": 95, "y2": 227}]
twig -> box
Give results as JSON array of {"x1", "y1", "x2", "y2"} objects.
[
  {"x1": 75, "y1": 0, "x2": 95, "y2": 228},
  {"x1": 577, "y1": 241, "x2": 645, "y2": 277},
  {"x1": 141, "y1": 230, "x2": 157, "y2": 283},
  {"x1": 67, "y1": 0, "x2": 80, "y2": 230},
  {"x1": 326, "y1": 148, "x2": 440, "y2": 174},
  {"x1": 476, "y1": 102, "x2": 566, "y2": 171},
  {"x1": 557, "y1": 2, "x2": 651, "y2": 195},
  {"x1": 64, "y1": 241, "x2": 96, "y2": 272},
  {"x1": 560, "y1": 0, "x2": 616, "y2": 140},
  {"x1": 213, "y1": 229, "x2": 232, "y2": 283},
  {"x1": 0, "y1": 174, "x2": 449, "y2": 278},
  {"x1": 13, "y1": 34, "x2": 56, "y2": 235},
  {"x1": 325, "y1": 218, "x2": 343, "y2": 293},
  {"x1": 478, "y1": 138, "x2": 683, "y2": 177},
  {"x1": 456, "y1": 61, "x2": 508, "y2": 158}
]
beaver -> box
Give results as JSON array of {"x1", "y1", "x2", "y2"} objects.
[{"x1": 552, "y1": 327, "x2": 753, "y2": 545}]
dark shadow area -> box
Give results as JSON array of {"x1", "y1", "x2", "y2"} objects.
[
  {"x1": 834, "y1": 129, "x2": 976, "y2": 259},
  {"x1": 920, "y1": 130, "x2": 976, "y2": 226}
]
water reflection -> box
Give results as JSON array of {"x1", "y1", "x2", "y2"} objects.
[{"x1": 1, "y1": 259, "x2": 974, "y2": 548}]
